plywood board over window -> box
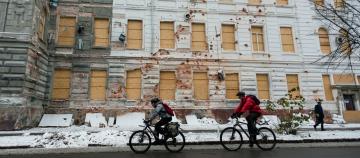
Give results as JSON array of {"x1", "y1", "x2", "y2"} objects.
[
  {"x1": 90, "y1": 70, "x2": 107, "y2": 100},
  {"x1": 58, "y1": 17, "x2": 76, "y2": 46},
  {"x1": 286, "y1": 74, "x2": 300, "y2": 99},
  {"x1": 160, "y1": 22, "x2": 175, "y2": 49},
  {"x1": 322, "y1": 75, "x2": 334, "y2": 101},
  {"x1": 256, "y1": 74, "x2": 270, "y2": 100},
  {"x1": 315, "y1": 0, "x2": 325, "y2": 7},
  {"x1": 280, "y1": 27, "x2": 295, "y2": 53},
  {"x1": 127, "y1": 20, "x2": 143, "y2": 49},
  {"x1": 193, "y1": 72, "x2": 209, "y2": 100},
  {"x1": 277, "y1": 0, "x2": 288, "y2": 5},
  {"x1": 251, "y1": 26, "x2": 264, "y2": 52},
  {"x1": 94, "y1": 19, "x2": 110, "y2": 47},
  {"x1": 126, "y1": 69, "x2": 141, "y2": 100},
  {"x1": 225, "y1": 73, "x2": 239, "y2": 99},
  {"x1": 192, "y1": 23, "x2": 207, "y2": 51},
  {"x1": 319, "y1": 28, "x2": 331, "y2": 54},
  {"x1": 160, "y1": 71, "x2": 176, "y2": 100},
  {"x1": 52, "y1": 69, "x2": 71, "y2": 100},
  {"x1": 335, "y1": 0, "x2": 345, "y2": 8},
  {"x1": 333, "y1": 74, "x2": 356, "y2": 85},
  {"x1": 249, "y1": 0, "x2": 261, "y2": 5},
  {"x1": 340, "y1": 29, "x2": 351, "y2": 54},
  {"x1": 222, "y1": 24, "x2": 236, "y2": 51}
]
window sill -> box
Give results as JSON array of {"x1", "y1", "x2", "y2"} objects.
[
  {"x1": 275, "y1": 5, "x2": 294, "y2": 8},
  {"x1": 252, "y1": 51, "x2": 268, "y2": 54},
  {"x1": 247, "y1": 4, "x2": 264, "y2": 7},
  {"x1": 92, "y1": 46, "x2": 109, "y2": 49},
  {"x1": 56, "y1": 45, "x2": 74, "y2": 48},
  {"x1": 282, "y1": 52, "x2": 298, "y2": 55}
]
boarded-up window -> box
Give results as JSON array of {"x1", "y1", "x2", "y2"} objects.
[
  {"x1": 52, "y1": 69, "x2": 71, "y2": 100},
  {"x1": 340, "y1": 29, "x2": 351, "y2": 54},
  {"x1": 286, "y1": 74, "x2": 300, "y2": 99},
  {"x1": 358, "y1": 76, "x2": 360, "y2": 84},
  {"x1": 225, "y1": 73, "x2": 239, "y2": 99},
  {"x1": 333, "y1": 74, "x2": 356, "y2": 85},
  {"x1": 192, "y1": 23, "x2": 207, "y2": 51},
  {"x1": 322, "y1": 75, "x2": 334, "y2": 101},
  {"x1": 38, "y1": 13, "x2": 45, "y2": 40},
  {"x1": 257, "y1": 74, "x2": 270, "y2": 100},
  {"x1": 127, "y1": 20, "x2": 143, "y2": 49},
  {"x1": 251, "y1": 26, "x2": 264, "y2": 52},
  {"x1": 319, "y1": 28, "x2": 331, "y2": 54},
  {"x1": 160, "y1": 22, "x2": 175, "y2": 49},
  {"x1": 58, "y1": 17, "x2": 76, "y2": 46},
  {"x1": 126, "y1": 69, "x2": 141, "y2": 100},
  {"x1": 249, "y1": 0, "x2": 261, "y2": 5},
  {"x1": 277, "y1": 0, "x2": 288, "y2": 5},
  {"x1": 160, "y1": 71, "x2": 176, "y2": 100},
  {"x1": 222, "y1": 24, "x2": 236, "y2": 51},
  {"x1": 335, "y1": 0, "x2": 345, "y2": 8},
  {"x1": 90, "y1": 70, "x2": 107, "y2": 100},
  {"x1": 193, "y1": 72, "x2": 209, "y2": 100},
  {"x1": 280, "y1": 27, "x2": 295, "y2": 53},
  {"x1": 94, "y1": 19, "x2": 109, "y2": 47},
  {"x1": 315, "y1": 0, "x2": 325, "y2": 7}
]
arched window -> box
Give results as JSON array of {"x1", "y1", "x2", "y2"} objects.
[{"x1": 318, "y1": 28, "x2": 331, "y2": 54}]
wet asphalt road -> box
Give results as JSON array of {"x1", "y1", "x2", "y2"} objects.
[{"x1": 1, "y1": 146, "x2": 360, "y2": 158}]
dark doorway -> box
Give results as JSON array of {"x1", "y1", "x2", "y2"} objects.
[{"x1": 343, "y1": 94, "x2": 356, "y2": 111}]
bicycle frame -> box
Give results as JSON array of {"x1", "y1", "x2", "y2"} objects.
[
  {"x1": 139, "y1": 123, "x2": 162, "y2": 140},
  {"x1": 233, "y1": 119, "x2": 251, "y2": 139}
]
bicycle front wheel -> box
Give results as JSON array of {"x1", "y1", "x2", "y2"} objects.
[
  {"x1": 220, "y1": 127, "x2": 243, "y2": 151},
  {"x1": 255, "y1": 127, "x2": 277, "y2": 151},
  {"x1": 164, "y1": 132, "x2": 185, "y2": 152},
  {"x1": 129, "y1": 130, "x2": 151, "y2": 153}
]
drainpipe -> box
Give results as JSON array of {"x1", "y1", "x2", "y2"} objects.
[
  {"x1": 2, "y1": 0, "x2": 10, "y2": 32},
  {"x1": 150, "y1": 0, "x2": 154, "y2": 54}
]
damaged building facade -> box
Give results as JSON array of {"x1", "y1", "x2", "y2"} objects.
[
  {"x1": 1, "y1": 0, "x2": 360, "y2": 130},
  {"x1": 0, "y1": 0, "x2": 49, "y2": 130}
]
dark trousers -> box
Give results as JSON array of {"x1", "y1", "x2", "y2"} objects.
[
  {"x1": 154, "y1": 117, "x2": 172, "y2": 139},
  {"x1": 246, "y1": 112, "x2": 261, "y2": 143},
  {"x1": 314, "y1": 117, "x2": 324, "y2": 130}
]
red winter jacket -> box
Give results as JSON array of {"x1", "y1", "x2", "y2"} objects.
[{"x1": 234, "y1": 96, "x2": 262, "y2": 114}]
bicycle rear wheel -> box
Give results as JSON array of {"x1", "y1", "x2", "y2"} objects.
[
  {"x1": 129, "y1": 131, "x2": 151, "y2": 153},
  {"x1": 164, "y1": 132, "x2": 185, "y2": 152},
  {"x1": 220, "y1": 127, "x2": 243, "y2": 151},
  {"x1": 255, "y1": 127, "x2": 276, "y2": 151}
]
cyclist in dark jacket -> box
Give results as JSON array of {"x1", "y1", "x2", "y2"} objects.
[
  {"x1": 145, "y1": 98, "x2": 172, "y2": 144},
  {"x1": 231, "y1": 91, "x2": 262, "y2": 147},
  {"x1": 314, "y1": 99, "x2": 325, "y2": 131}
]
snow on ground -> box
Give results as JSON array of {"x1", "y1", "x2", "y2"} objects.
[{"x1": 1, "y1": 116, "x2": 360, "y2": 149}]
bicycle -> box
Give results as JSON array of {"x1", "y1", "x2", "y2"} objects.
[
  {"x1": 220, "y1": 117, "x2": 277, "y2": 151},
  {"x1": 128, "y1": 120, "x2": 186, "y2": 153}
]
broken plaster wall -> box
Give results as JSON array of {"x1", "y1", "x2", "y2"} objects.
[{"x1": 0, "y1": 0, "x2": 49, "y2": 130}]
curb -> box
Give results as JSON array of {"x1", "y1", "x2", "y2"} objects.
[{"x1": 1, "y1": 139, "x2": 360, "y2": 149}]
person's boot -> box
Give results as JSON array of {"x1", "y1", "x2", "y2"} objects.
[
  {"x1": 249, "y1": 135, "x2": 255, "y2": 148},
  {"x1": 313, "y1": 125, "x2": 317, "y2": 131}
]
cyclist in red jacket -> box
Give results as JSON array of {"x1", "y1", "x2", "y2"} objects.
[{"x1": 231, "y1": 91, "x2": 262, "y2": 147}]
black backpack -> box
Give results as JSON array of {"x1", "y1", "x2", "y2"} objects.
[{"x1": 248, "y1": 95, "x2": 261, "y2": 105}]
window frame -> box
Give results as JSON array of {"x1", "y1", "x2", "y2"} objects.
[
  {"x1": 251, "y1": 25, "x2": 265, "y2": 53},
  {"x1": 160, "y1": 21, "x2": 176, "y2": 50},
  {"x1": 126, "y1": 19, "x2": 144, "y2": 50},
  {"x1": 89, "y1": 70, "x2": 108, "y2": 101},
  {"x1": 280, "y1": 26, "x2": 296, "y2": 53},
  {"x1": 93, "y1": 18, "x2": 110, "y2": 48},
  {"x1": 126, "y1": 69, "x2": 142, "y2": 100},
  {"x1": 256, "y1": 73, "x2": 270, "y2": 100},
  {"x1": 51, "y1": 68, "x2": 72, "y2": 100},
  {"x1": 56, "y1": 16, "x2": 77, "y2": 47},
  {"x1": 191, "y1": 23, "x2": 208, "y2": 52},
  {"x1": 221, "y1": 24, "x2": 237, "y2": 52}
]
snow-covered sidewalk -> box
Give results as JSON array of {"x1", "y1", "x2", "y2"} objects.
[{"x1": 1, "y1": 126, "x2": 360, "y2": 149}]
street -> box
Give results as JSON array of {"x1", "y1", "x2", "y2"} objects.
[{"x1": 1, "y1": 146, "x2": 360, "y2": 158}]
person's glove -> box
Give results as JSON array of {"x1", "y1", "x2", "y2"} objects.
[
  {"x1": 231, "y1": 112, "x2": 242, "y2": 118},
  {"x1": 143, "y1": 120, "x2": 150, "y2": 124}
]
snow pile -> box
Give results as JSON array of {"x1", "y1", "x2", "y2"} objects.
[
  {"x1": 198, "y1": 117, "x2": 219, "y2": 125},
  {"x1": 332, "y1": 114, "x2": 346, "y2": 124},
  {"x1": 89, "y1": 130, "x2": 131, "y2": 147},
  {"x1": 32, "y1": 131, "x2": 88, "y2": 148}
]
